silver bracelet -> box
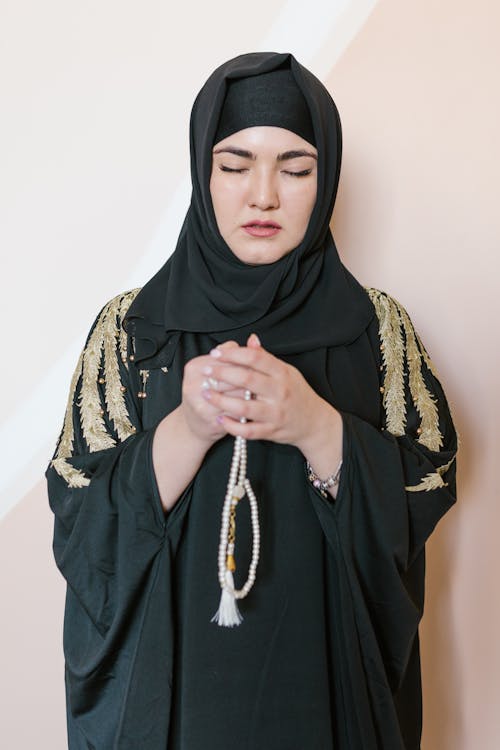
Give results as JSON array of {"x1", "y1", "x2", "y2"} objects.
[{"x1": 307, "y1": 459, "x2": 343, "y2": 496}]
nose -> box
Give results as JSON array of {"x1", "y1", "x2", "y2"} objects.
[{"x1": 248, "y1": 169, "x2": 279, "y2": 210}]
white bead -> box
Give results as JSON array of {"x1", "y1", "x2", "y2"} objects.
[{"x1": 215, "y1": 436, "x2": 260, "y2": 604}]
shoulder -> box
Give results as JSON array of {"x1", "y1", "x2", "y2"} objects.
[
  {"x1": 364, "y1": 287, "x2": 433, "y2": 367},
  {"x1": 364, "y1": 286, "x2": 445, "y2": 451},
  {"x1": 53, "y1": 289, "x2": 142, "y2": 478},
  {"x1": 81, "y1": 288, "x2": 141, "y2": 361},
  {"x1": 89, "y1": 288, "x2": 142, "y2": 339},
  {"x1": 365, "y1": 287, "x2": 419, "y2": 332},
  {"x1": 363, "y1": 286, "x2": 437, "y2": 373}
]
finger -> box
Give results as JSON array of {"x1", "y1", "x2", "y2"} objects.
[
  {"x1": 201, "y1": 378, "x2": 240, "y2": 394},
  {"x1": 246, "y1": 333, "x2": 261, "y2": 348},
  {"x1": 217, "y1": 413, "x2": 272, "y2": 441},
  {"x1": 215, "y1": 339, "x2": 240, "y2": 351},
  {"x1": 221, "y1": 387, "x2": 251, "y2": 399},
  {"x1": 209, "y1": 343, "x2": 276, "y2": 375},
  {"x1": 202, "y1": 363, "x2": 271, "y2": 397},
  {"x1": 189, "y1": 346, "x2": 239, "y2": 392},
  {"x1": 202, "y1": 389, "x2": 270, "y2": 422}
]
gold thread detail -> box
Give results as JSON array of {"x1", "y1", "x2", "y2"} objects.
[
  {"x1": 103, "y1": 294, "x2": 137, "y2": 441},
  {"x1": 51, "y1": 350, "x2": 90, "y2": 487},
  {"x1": 52, "y1": 289, "x2": 142, "y2": 488},
  {"x1": 138, "y1": 368, "x2": 150, "y2": 399},
  {"x1": 415, "y1": 329, "x2": 439, "y2": 379},
  {"x1": 51, "y1": 457, "x2": 91, "y2": 488},
  {"x1": 398, "y1": 303, "x2": 443, "y2": 451},
  {"x1": 119, "y1": 288, "x2": 141, "y2": 368},
  {"x1": 405, "y1": 455, "x2": 456, "y2": 493},
  {"x1": 55, "y1": 350, "x2": 84, "y2": 460},
  {"x1": 367, "y1": 288, "x2": 444, "y2": 452},
  {"x1": 367, "y1": 288, "x2": 406, "y2": 435},
  {"x1": 79, "y1": 303, "x2": 116, "y2": 452}
]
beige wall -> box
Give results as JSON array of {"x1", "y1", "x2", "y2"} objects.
[{"x1": 1, "y1": 1, "x2": 498, "y2": 747}]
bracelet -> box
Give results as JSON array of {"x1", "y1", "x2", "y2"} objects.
[{"x1": 307, "y1": 459, "x2": 343, "y2": 496}]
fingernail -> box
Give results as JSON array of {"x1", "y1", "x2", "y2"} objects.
[
  {"x1": 251, "y1": 333, "x2": 261, "y2": 346},
  {"x1": 216, "y1": 414, "x2": 224, "y2": 424},
  {"x1": 202, "y1": 389, "x2": 211, "y2": 400},
  {"x1": 210, "y1": 348, "x2": 221, "y2": 358},
  {"x1": 202, "y1": 365, "x2": 213, "y2": 375}
]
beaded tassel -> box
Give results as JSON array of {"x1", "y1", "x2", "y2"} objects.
[{"x1": 211, "y1": 393, "x2": 260, "y2": 627}]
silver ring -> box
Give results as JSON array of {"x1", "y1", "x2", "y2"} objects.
[{"x1": 244, "y1": 389, "x2": 252, "y2": 401}]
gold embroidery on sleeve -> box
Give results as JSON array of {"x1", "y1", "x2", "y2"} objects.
[
  {"x1": 51, "y1": 457, "x2": 91, "y2": 488},
  {"x1": 367, "y1": 287, "x2": 444, "y2": 451},
  {"x1": 79, "y1": 303, "x2": 117, "y2": 453},
  {"x1": 405, "y1": 456, "x2": 456, "y2": 492},
  {"x1": 103, "y1": 293, "x2": 138, "y2": 441},
  {"x1": 51, "y1": 350, "x2": 91, "y2": 487},
  {"x1": 398, "y1": 305, "x2": 442, "y2": 451},
  {"x1": 367, "y1": 289, "x2": 406, "y2": 436},
  {"x1": 415, "y1": 329, "x2": 439, "y2": 379},
  {"x1": 381, "y1": 293, "x2": 407, "y2": 436},
  {"x1": 52, "y1": 288, "x2": 142, "y2": 487},
  {"x1": 55, "y1": 350, "x2": 84, "y2": 461},
  {"x1": 119, "y1": 289, "x2": 140, "y2": 366}
]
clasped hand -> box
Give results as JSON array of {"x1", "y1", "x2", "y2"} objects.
[{"x1": 181, "y1": 333, "x2": 334, "y2": 453}]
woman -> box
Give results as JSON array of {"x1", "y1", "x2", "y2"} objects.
[{"x1": 47, "y1": 52, "x2": 458, "y2": 750}]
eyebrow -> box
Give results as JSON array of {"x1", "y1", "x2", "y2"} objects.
[{"x1": 212, "y1": 147, "x2": 317, "y2": 162}]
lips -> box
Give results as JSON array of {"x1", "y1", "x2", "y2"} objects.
[
  {"x1": 243, "y1": 219, "x2": 281, "y2": 237},
  {"x1": 242, "y1": 222, "x2": 282, "y2": 238},
  {"x1": 242, "y1": 221, "x2": 282, "y2": 229}
]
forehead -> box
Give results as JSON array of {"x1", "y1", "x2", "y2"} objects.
[{"x1": 212, "y1": 126, "x2": 317, "y2": 155}]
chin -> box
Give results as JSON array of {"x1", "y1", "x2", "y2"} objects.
[{"x1": 229, "y1": 242, "x2": 294, "y2": 266}]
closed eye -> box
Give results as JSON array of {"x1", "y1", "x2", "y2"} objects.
[{"x1": 220, "y1": 166, "x2": 313, "y2": 177}]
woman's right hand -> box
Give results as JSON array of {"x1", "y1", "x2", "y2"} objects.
[
  {"x1": 179, "y1": 340, "x2": 242, "y2": 445},
  {"x1": 153, "y1": 340, "x2": 248, "y2": 512}
]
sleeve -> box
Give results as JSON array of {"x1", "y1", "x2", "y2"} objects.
[
  {"x1": 310, "y1": 288, "x2": 458, "y2": 701},
  {"x1": 45, "y1": 288, "x2": 166, "y2": 638},
  {"x1": 359, "y1": 287, "x2": 458, "y2": 567}
]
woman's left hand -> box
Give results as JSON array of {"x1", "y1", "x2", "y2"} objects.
[{"x1": 201, "y1": 333, "x2": 339, "y2": 454}]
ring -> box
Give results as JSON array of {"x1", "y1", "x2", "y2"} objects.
[{"x1": 244, "y1": 389, "x2": 252, "y2": 401}]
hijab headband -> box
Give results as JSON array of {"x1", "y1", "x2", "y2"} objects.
[{"x1": 213, "y1": 67, "x2": 316, "y2": 146}]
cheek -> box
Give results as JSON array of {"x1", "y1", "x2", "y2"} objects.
[
  {"x1": 210, "y1": 178, "x2": 240, "y2": 235},
  {"x1": 288, "y1": 182, "x2": 317, "y2": 232},
  {"x1": 210, "y1": 176, "x2": 227, "y2": 220},
  {"x1": 305, "y1": 183, "x2": 317, "y2": 217}
]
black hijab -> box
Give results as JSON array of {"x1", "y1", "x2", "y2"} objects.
[{"x1": 123, "y1": 51, "x2": 374, "y2": 368}]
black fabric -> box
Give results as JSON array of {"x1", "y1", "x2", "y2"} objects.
[
  {"x1": 123, "y1": 51, "x2": 374, "y2": 369},
  {"x1": 47, "y1": 313, "x2": 457, "y2": 750},
  {"x1": 214, "y1": 67, "x2": 316, "y2": 147},
  {"x1": 47, "y1": 50, "x2": 458, "y2": 750}
]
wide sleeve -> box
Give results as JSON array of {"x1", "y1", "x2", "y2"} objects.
[
  {"x1": 46, "y1": 290, "x2": 185, "y2": 748},
  {"x1": 358, "y1": 288, "x2": 459, "y2": 567},
  {"x1": 45, "y1": 287, "x2": 166, "y2": 637},
  {"x1": 310, "y1": 288, "x2": 458, "y2": 709}
]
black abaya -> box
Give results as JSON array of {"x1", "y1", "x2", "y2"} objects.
[
  {"x1": 46, "y1": 52, "x2": 458, "y2": 750},
  {"x1": 46, "y1": 286, "x2": 457, "y2": 750}
]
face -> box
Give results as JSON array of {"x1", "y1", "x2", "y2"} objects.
[{"x1": 210, "y1": 126, "x2": 318, "y2": 265}]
